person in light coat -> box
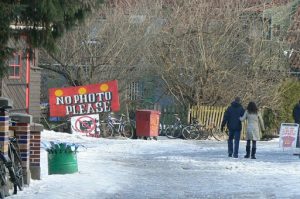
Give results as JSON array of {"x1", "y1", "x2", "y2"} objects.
[{"x1": 240, "y1": 101, "x2": 265, "y2": 159}]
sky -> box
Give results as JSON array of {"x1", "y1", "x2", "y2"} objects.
[{"x1": 9, "y1": 130, "x2": 300, "y2": 199}]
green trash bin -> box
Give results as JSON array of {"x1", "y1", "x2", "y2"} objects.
[
  {"x1": 46, "y1": 142, "x2": 80, "y2": 175},
  {"x1": 48, "y1": 151, "x2": 78, "y2": 175}
]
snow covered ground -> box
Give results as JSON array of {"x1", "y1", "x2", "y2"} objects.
[{"x1": 9, "y1": 130, "x2": 300, "y2": 199}]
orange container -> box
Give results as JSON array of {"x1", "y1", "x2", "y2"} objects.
[{"x1": 136, "y1": 110, "x2": 160, "y2": 137}]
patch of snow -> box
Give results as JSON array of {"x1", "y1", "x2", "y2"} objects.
[{"x1": 9, "y1": 130, "x2": 300, "y2": 199}]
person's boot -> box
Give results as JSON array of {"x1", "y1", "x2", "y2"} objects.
[
  {"x1": 244, "y1": 146, "x2": 250, "y2": 158},
  {"x1": 251, "y1": 147, "x2": 256, "y2": 159}
]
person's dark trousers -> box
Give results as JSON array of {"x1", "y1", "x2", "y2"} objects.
[
  {"x1": 228, "y1": 130, "x2": 241, "y2": 158},
  {"x1": 295, "y1": 121, "x2": 300, "y2": 148},
  {"x1": 244, "y1": 140, "x2": 251, "y2": 158},
  {"x1": 293, "y1": 121, "x2": 300, "y2": 157},
  {"x1": 296, "y1": 130, "x2": 300, "y2": 148},
  {"x1": 251, "y1": 140, "x2": 257, "y2": 159}
]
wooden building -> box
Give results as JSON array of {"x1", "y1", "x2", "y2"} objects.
[{"x1": 0, "y1": 37, "x2": 42, "y2": 123}]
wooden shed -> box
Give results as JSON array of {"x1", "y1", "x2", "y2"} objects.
[{"x1": 0, "y1": 38, "x2": 42, "y2": 123}]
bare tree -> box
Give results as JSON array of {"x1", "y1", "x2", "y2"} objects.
[
  {"x1": 40, "y1": 0, "x2": 291, "y2": 111},
  {"x1": 39, "y1": 3, "x2": 153, "y2": 85},
  {"x1": 140, "y1": 0, "x2": 289, "y2": 109}
]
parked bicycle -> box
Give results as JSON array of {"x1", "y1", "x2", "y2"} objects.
[
  {"x1": 0, "y1": 159, "x2": 6, "y2": 198},
  {"x1": 102, "y1": 113, "x2": 134, "y2": 139},
  {"x1": 0, "y1": 105, "x2": 23, "y2": 198},
  {"x1": 165, "y1": 114, "x2": 185, "y2": 139},
  {"x1": 7, "y1": 137, "x2": 24, "y2": 194},
  {"x1": 182, "y1": 118, "x2": 227, "y2": 141},
  {"x1": 0, "y1": 136, "x2": 24, "y2": 198},
  {"x1": 181, "y1": 118, "x2": 208, "y2": 140}
]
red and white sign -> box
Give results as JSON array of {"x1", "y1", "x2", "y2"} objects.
[
  {"x1": 49, "y1": 80, "x2": 119, "y2": 117},
  {"x1": 71, "y1": 114, "x2": 100, "y2": 135},
  {"x1": 279, "y1": 123, "x2": 299, "y2": 148}
]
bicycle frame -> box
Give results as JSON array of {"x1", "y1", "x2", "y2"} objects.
[
  {"x1": 107, "y1": 114, "x2": 133, "y2": 138},
  {"x1": 108, "y1": 116, "x2": 123, "y2": 134},
  {"x1": 0, "y1": 159, "x2": 6, "y2": 199},
  {"x1": 0, "y1": 138, "x2": 23, "y2": 197},
  {"x1": 165, "y1": 115, "x2": 185, "y2": 139},
  {"x1": 185, "y1": 118, "x2": 226, "y2": 141},
  {"x1": 7, "y1": 137, "x2": 24, "y2": 194}
]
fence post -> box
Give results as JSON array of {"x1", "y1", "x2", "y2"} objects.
[
  {"x1": 0, "y1": 98, "x2": 12, "y2": 159},
  {"x1": 0, "y1": 110, "x2": 9, "y2": 158},
  {"x1": 187, "y1": 104, "x2": 191, "y2": 124},
  {"x1": 10, "y1": 113, "x2": 32, "y2": 185},
  {"x1": 30, "y1": 123, "x2": 43, "y2": 180}
]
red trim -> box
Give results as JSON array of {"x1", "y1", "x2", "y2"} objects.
[{"x1": 26, "y1": 52, "x2": 30, "y2": 113}]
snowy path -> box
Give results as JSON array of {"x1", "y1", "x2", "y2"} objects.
[{"x1": 9, "y1": 131, "x2": 300, "y2": 199}]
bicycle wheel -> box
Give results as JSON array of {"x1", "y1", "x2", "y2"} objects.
[
  {"x1": 197, "y1": 126, "x2": 209, "y2": 140},
  {"x1": 211, "y1": 128, "x2": 227, "y2": 141},
  {"x1": 106, "y1": 125, "x2": 115, "y2": 137},
  {"x1": 182, "y1": 125, "x2": 199, "y2": 140},
  {"x1": 9, "y1": 143, "x2": 24, "y2": 194},
  {"x1": 121, "y1": 122, "x2": 134, "y2": 139},
  {"x1": 12, "y1": 152, "x2": 23, "y2": 192},
  {"x1": 0, "y1": 162, "x2": 6, "y2": 199},
  {"x1": 165, "y1": 126, "x2": 182, "y2": 139}
]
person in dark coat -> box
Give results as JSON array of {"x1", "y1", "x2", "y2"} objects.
[
  {"x1": 293, "y1": 101, "x2": 300, "y2": 124},
  {"x1": 293, "y1": 100, "x2": 300, "y2": 148},
  {"x1": 221, "y1": 97, "x2": 245, "y2": 158}
]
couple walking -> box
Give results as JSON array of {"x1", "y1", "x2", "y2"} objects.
[{"x1": 221, "y1": 97, "x2": 265, "y2": 159}]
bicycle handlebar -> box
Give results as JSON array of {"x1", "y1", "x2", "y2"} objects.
[{"x1": 8, "y1": 137, "x2": 17, "y2": 143}]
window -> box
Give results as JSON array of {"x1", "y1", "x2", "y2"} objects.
[
  {"x1": 127, "y1": 81, "x2": 144, "y2": 101},
  {"x1": 263, "y1": 17, "x2": 272, "y2": 40},
  {"x1": 8, "y1": 53, "x2": 22, "y2": 79}
]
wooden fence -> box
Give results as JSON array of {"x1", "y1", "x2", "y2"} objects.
[
  {"x1": 190, "y1": 106, "x2": 226, "y2": 128},
  {"x1": 190, "y1": 106, "x2": 247, "y2": 139}
]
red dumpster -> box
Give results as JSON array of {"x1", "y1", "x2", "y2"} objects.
[{"x1": 136, "y1": 110, "x2": 160, "y2": 137}]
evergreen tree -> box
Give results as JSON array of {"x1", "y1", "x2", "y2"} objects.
[{"x1": 0, "y1": 0, "x2": 103, "y2": 77}]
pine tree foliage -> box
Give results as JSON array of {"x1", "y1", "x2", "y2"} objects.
[
  {"x1": 0, "y1": 0, "x2": 103, "y2": 77},
  {"x1": 0, "y1": 2, "x2": 15, "y2": 77}
]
